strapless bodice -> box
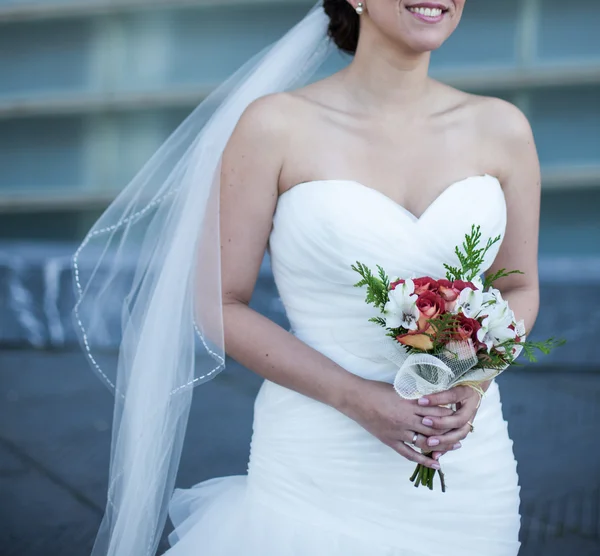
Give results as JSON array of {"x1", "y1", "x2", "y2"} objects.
[{"x1": 268, "y1": 175, "x2": 507, "y2": 375}]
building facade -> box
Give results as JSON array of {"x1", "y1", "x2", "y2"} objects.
[{"x1": 0, "y1": 0, "x2": 599, "y2": 256}]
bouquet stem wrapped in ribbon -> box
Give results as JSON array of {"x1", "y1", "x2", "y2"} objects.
[{"x1": 352, "y1": 225, "x2": 563, "y2": 492}]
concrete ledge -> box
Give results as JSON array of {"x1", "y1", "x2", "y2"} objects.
[{"x1": 0, "y1": 242, "x2": 598, "y2": 366}]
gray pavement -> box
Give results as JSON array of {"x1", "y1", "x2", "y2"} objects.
[{"x1": 1, "y1": 348, "x2": 600, "y2": 556}]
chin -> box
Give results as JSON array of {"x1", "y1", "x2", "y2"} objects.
[
  {"x1": 402, "y1": 33, "x2": 449, "y2": 53},
  {"x1": 377, "y1": 1, "x2": 464, "y2": 53}
]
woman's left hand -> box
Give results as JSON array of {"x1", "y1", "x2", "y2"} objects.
[{"x1": 414, "y1": 385, "x2": 484, "y2": 457}]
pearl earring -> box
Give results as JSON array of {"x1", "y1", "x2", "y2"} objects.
[{"x1": 356, "y1": 2, "x2": 365, "y2": 15}]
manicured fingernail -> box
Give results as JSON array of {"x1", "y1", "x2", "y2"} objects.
[
  {"x1": 428, "y1": 438, "x2": 440, "y2": 447},
  {"x1": 431, "y1": 463, "x2": 441, "y2": 470},
  {"x1": 453, "y1": 443, "x2": 462, "y2": 450},
  {"x1": 418, "y1": 398, "x2": 430, "y2": 406},
  {"x1": 433, "y1": 453, "x2": 441, "y2": 460},
  {"x1": 422, "y1": 418, "x2": 434, "y2": 426}
]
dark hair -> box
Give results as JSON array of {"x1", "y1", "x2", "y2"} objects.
[{"x1": 323, "y1": 0, "x2": 360, "y2": 55}]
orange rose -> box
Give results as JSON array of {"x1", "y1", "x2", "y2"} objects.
[
  {"x1": 396, "y1": 291, "x2": 445, "y2": 350},
  {"x1": 396, "y1": 328, "x2": 435, "y2": 350}
]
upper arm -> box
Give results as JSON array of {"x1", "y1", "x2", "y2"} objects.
[
  {"x1": 484, "y1": 99, "x2": 541, "y2": 294},
  {"x1": 220, "y1": 94, "x2": 290, "y2": 305}
]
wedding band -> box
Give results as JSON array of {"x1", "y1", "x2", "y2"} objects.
[
  {"x1": 411, "y1": 432, "x2": 419, "y2": 444},
  {"x1": 467, "y1": 421, "x2": 475, "y2": 433}
]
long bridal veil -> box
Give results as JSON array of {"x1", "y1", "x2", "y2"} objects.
[{"x1": 72, "y1": 4, "x2": 334, "y2": 555}]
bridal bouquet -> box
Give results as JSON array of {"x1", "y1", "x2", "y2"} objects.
[{"x1": 352, "y1": 225, "x2": 563, "y2": 492}]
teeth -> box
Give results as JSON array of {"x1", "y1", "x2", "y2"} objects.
[{"x1": 409, "y1": 6, "x2": 443, "y2": 17}]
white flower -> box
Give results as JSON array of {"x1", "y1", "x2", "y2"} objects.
[
  {"x1": 478, "y1": 297, "x2": 517, "y2": 352},
  {"x1": 455, "y1": 280, "x2": 484, "y2": 318},
  {"x1": 384, "y1": 279, "x2": 419, "y2": 331},
  {"x1": 472, "y1": 276, "x2": 484, "y2": 291},
  {"x1": 482, "y1": 287, "x2": 504, "y2": 307}
]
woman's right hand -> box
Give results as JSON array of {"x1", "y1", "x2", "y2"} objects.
[{"x1": 340, "y1": 378, "x2": 455, "y2": 469}]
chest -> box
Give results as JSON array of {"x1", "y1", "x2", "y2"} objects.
[{"x1": 281, "y1": 118, "x2": 492, "y2": 218}]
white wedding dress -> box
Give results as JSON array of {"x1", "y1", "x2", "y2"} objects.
[{"x1": 166, "y1": 174, "x2": 521, "y2": 556}]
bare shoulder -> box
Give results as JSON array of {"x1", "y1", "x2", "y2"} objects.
[
  {"x1": 431, "y1": 82, "x2": 533, "y2": 142},
  {"x1": 473, "y1": 95, "x2": 535, "y2": 146},
  {"x1": 223, "y1": 85, "x2": 335, "y2": 195},
  {"x1": 234, "y1": 92, "x2": 300, "y2": 140},
  {"x1": 286, "y1": 75, "x2": 352, "y2": 120},
  {"x1": 223, "y1": 92, "x2": 306, "y2": 177},
  {"x1": 478, "y1": 96, "x2": 538, "y2": 186},
  {"x1": 230, "y1": 90, "x2": 323, "y2": 156},
  {"x1": 221, "y1": 93, "x2": 301, "y2": 195},
  {"x1": 457, "y1": 92, "x2": 539, "y2": 184}
]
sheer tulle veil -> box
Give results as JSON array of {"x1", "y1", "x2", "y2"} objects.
[{"x1": 72, "y1": 3, "x2": 334, "y2": 554}]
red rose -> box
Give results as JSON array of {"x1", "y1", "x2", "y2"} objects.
[
  {"x1": 437, "y1": 279, "x2": 459, "y2": 303},
  {"x1": 437, "y1": 279, "x2": 477, "y2": 311},
  {"x1": 453, "y1": 313, "x2": 483, "y2": 348},
  {"x1": 416, "y1": 290, "x2": 445, "y2": 331},
  {"x1": 389, "y1": 279, "x2": 405, "y2": 291},
  {"x1": 413, "y1": 276, "x2": 439, "y2": 295},
  {"x1": 452, "y1": 280, "x2": 477, "y2": 292}
]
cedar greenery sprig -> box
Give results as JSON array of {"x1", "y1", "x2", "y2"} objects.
[
  {"x1": 370, "y1": 316, "x2": 388, "y2": 328},
  {"x1": 351, "y1": 262, "x2": 390, "y2": 312},
  {"x1": 444, "y1": 224, "x2": 502, "y2": 282},
  {"x1": 483, "y1": 268, "x2": 524, "y2": 290},
  {"x1": 496, "y1": 336, "x2": 566, "y2": 363},
  {"x1": 426, "y1": 312, "x2": 462, "y2": 350},
  {"x1": 520, "y1": 338, "x2": 566, "y2": 361}
]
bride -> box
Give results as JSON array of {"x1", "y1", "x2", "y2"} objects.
[{"x1": 75, "y1": 1, "x2": 541, "y2": 555}]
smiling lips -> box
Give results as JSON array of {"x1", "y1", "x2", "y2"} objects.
[{"x1": 406, "y1": 3, "x2": 449, "y2": 23}]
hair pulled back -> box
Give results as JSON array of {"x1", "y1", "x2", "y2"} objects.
[{"x1": 323, "y1": 0, "x2": 360, "y2": 55}]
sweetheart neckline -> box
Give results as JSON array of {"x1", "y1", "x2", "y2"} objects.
[{"x1": 278, "y1": 174, "x2": 502, "y2": 222}]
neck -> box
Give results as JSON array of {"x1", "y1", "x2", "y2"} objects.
[{"x1": 339, "y1": 23, "x2": 432, "y2": 113}]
